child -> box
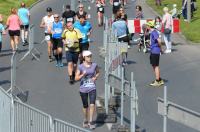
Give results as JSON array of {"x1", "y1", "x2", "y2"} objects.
[
  {"x1": 0, "y1": 14, "x2": 6, "y2": 53},
  {"x1": 154, "y1": 16, "x2": 162, "y2": 36}
]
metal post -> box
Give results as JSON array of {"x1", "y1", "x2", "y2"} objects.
[
  {"x1": 187, "y1": 0, "x2": 191, "y2": 22},
  {"x1": 163, "y1": 86, "x2": 168, "y2": 132},
  {"x1": 130, "y1": 72, "x2": 136, "y2": 132},
  {"x1": 104, "y1": 23, "x2": 109, "y2": 114},
  {"x1": 120, "y1": 66, "x2": 124, "y2": 125}
]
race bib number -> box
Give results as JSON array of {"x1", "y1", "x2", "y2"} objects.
[
  {"x1": 45, "y1": 35, "x2": 51, "y2": 41},
  {"x1": 99, "y1": 7, "x2": 103, "y2": 12},
  {"x1": 82, "y1": 34, "x2": 86, "y2": 39},
  {"x1": 54, "y1": 28, "x2": 62, "y2": 34},
  {"x1": 67, "y1": 18, "x2": 73, "y2": 22},
  {"x1": 83, "y1": 78, "x2": 95, "y2": 87},
  {"x1": 114, "y1": 2, "x2": 119, "y2": 6},
  {"x1": 65, "y1": 39, "x2": 74, "y2": 47}
]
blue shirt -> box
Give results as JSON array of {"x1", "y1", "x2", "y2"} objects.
[
  {"x1": 150, "y1": 29, "x2": 161, "y2": 54},
  {"x1": 73, "y1": 21, "x2": 92, "y2": 44},
  {"x1": 52, "y1": 21, "x2": 63, "y2": 39},
  {"x1": 0, "y1": 23, "x2": 5, "y2": 42},
  {"x1": 18, "y1": 8, "x2": 29, "y2": 25},
  {"x1": 112, "y1": 19, "x2": 127, "y2": 38}
]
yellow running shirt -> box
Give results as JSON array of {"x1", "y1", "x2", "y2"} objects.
[{"x1": 62, "y1": 28, "x2": 82, "y2": 52}]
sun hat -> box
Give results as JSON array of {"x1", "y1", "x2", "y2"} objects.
[{"x1": 82, "y1": 50, "x2": 92, "y2": 57}]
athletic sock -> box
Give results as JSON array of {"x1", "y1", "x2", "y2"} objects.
[
  {"x1": 54, "y1": 54, "x2": 58, "y2": 62},
  {"x1": 58, "y1": 53, "x2": 63, "y2": 63}
]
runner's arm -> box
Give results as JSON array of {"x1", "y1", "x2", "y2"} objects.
[
  {"x1": 75, "y1": 69, "x2": 86, "y2": 81},
  {"x1": 92, "y1": 66, "x2": 100, "y2": 81},
  {"x1": 40, "y1": 17, "x2": 45, "y2": 28}
]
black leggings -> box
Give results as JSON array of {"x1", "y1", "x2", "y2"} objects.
[
  {"x1": 0, "y1": 42, "x2": 2, "y2": 52},
  {"x1": 80, "y1": 90, "x2": 96, "y2": 108}
]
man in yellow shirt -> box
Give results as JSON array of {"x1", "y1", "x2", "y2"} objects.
[{"x1": 62, "y1": 22, "x2": 82, "y2": 84}]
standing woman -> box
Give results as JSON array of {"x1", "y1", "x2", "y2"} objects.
[
  {"x1": 162, "y1": 7, "x2": 172, "y2": 54},
  {"x1": 6, "y1": 8, "x2": 21, "y2": 52},
  {"x1": 75, "y1": 50, "x2": 100, "y2": 130},
  {"x1": 135, "y1": 5, "x2": 143, "y2": 19}
]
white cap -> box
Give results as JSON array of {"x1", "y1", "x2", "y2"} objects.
[{"x1": 82, "y1": 50, "x2": 92, "y2": 57}]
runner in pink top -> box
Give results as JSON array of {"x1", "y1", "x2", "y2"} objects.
[{"x1": 6, "y1": 8, "x2": 21, "y2": 52}]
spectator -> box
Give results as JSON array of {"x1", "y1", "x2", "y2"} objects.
[
  {"x1": 155, "y1": 0, "x2": 161, "y2": 6},
  {"x1": 112, "y1": 14, "x2": 130, "y2": 65},
  {"x1": 75, "y1": 50, "x2": 100, "y2": 130},
  {"x1": 0, "y1": 14, "x2": 6, "y2": 52},
  {"x1": 6, "y1": 8, "x2": 21, "y2": 52},
  {"x1": 135, "y1": 5, "x2": 143, "y2": 19},
  {"x1": 182, "y1": 0, "x2": 187, "y2": 21},
  {"x1": 162, "y1": 7, "x2": 173, "y2": 54},
  {"x1": 119, "y1": 7, "x2": 127, "y2": 21},
  {"x1": 170, "y1": 4, "x2": 177, "y2": 18},
  {"x1": 146, "y1": 21, "x2": 164, "y2": 87},
  {"x1": 18, "y1": 2, "x2": 30, "y2": 46}
]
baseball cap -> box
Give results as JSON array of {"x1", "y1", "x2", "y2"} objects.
[
  {"x1": 82, "y1": 50, "x2": 92, "y2": 57},
  {"x1": 46, "y1": 7, "x2": 52, "y2": 12},
  {"x1": 146, "y1": 21, "x2": 155, "y2": 28}
]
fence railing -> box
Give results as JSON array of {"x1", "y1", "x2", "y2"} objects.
[
  {"x1": 0, "y1": 87, "x2": 91, "y2": 132},
  {"x1": 54, "y1": 119, "x2": 91, "y2": 132}
]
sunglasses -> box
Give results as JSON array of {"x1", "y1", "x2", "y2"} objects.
[
  {"x1": 79, "y1": 7, "x2": 83, "y2": 8},
  {"x1": 54, "y1": 17, "x2": 59, "y2": 18}
]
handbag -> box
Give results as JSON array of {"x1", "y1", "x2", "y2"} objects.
[{"x1": 164, "y1": 28, "x2": 171, "y2": 34}]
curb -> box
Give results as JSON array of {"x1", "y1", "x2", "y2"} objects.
[{"x1": 29, "y1": 0, "x2": 44, "y2": 10}]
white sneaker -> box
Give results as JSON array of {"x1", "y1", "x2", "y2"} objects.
[
  {"x1": 164, "y1": 49, "x2": 171, "y2": 54},
  {"x1": 128, "y1": 45, "x2": 131, "y2": 49}
]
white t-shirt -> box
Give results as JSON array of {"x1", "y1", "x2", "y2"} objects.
[{"x1": 43, "y1": 15, "x2": 54, "y2": 33}]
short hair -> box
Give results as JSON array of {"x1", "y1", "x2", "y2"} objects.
[
  {"x1": 66, "y1": 5, "x2": 70, "y2": 9},
  {"x1": 21, "y1": 2, "x2": 26, "y2": 7},
  {"x1": 11, "y1": 8, "x2": 17, "y2": 14}
]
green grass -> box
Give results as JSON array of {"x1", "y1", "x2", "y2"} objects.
[
  {"x1": 146, "y1": 0, "x2": 200, "y2": 43},
  {"x1": 0, "y1": 0, "x2": 38, "y2": 23}
]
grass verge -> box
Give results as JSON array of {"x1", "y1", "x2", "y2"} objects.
[
  {"x1": 146, "y1": 0, "x2": 200, "y2": 43},
  {"x1": 0, "y1": 0, "x2": 39, "y2": 23}
]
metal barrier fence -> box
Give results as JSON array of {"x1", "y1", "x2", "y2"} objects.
[
  {"x1": 0, "y1": 87, "x2": 91, "y2": 132},
  {"x1": 102, "y1": 17, "x2": 139, "y2": 132},
  {"x1": 14, "y1": 100, "x2": 53, "y2": 132},
  {"x1": 0, "y1": 86, "x2": 12, "y2": 132},
  {"x1": 20, "y1": 25, "x2": 40, "y2": 61},
  {"x1": 54, "y1": 119, "x2": 91, "y2": 132}
]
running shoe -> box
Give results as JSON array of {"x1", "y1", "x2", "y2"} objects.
[
  {"x1": 159, "y1": 79, "x2": 164, "y2": 85},
  {"x1": 149, "y1": 80, "x2": 161, "y2": 87},
  {"x1": 88, "y1": 121, "x2": 96, "y2": 130},
  {"x1": 59, "y1": 62, "x2": 64, "y2": 67},
  {"x1": 82, "y1": 120, "x2": 88, "y2": 128},
  {"x1": 69, "y1": 76, "x2": 74, "y2": 84},
  {"x1": 56, "y1": 62, "x2": 59, "y2": 67},
  {"x1": 48, "y1": 57, "x2": 53, "y2": 62}
]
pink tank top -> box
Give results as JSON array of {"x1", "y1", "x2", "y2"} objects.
[{"x1": 7, "y1": 15, "x2": 21, "y2": 30}]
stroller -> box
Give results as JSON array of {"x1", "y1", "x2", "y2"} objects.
[{"x1": 138, "y1": 24, "x2": 150, "y2": 53}]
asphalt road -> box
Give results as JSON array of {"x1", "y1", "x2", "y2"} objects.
[{"x1": 1, "y1": 0, "x2": 200, "y2": 132}]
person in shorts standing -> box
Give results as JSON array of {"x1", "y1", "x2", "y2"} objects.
[
  {"x1": 40, "y1": 7, "x2": 54, "y2": 62},
  {"x1": 6, "y1": 8, "x2": 21, "y2": 52},
  {"x1": 50, "y1": 14, "x2": 64, "y2": 67},
  {"x1": 18, "y1": 2, "x2": 30, "y2": 46},
  {"x1": 75, "y1": 50, "x2": 100, "y2": 130},
  {"x1": 146, "y1": 21, "x2": 164, "y2": 87}
]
